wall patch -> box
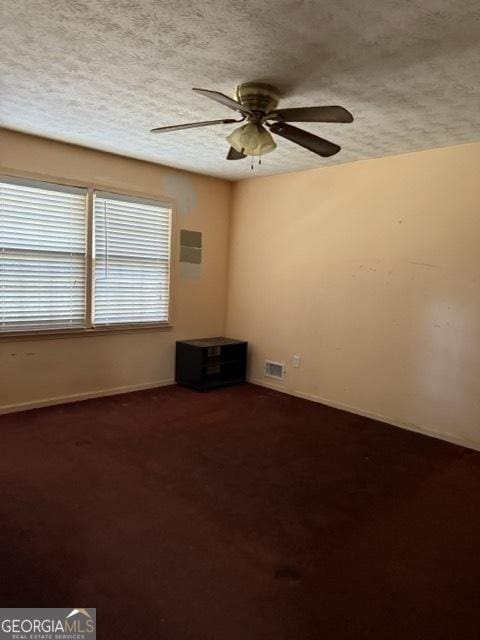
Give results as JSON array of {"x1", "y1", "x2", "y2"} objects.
[{"x1": 180, "y1": 229, "x2": 202, "y2": 264}]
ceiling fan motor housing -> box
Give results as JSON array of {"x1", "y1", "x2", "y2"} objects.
[{"x1": 235, "y1": 82, "x2": 280, "y2": 118}]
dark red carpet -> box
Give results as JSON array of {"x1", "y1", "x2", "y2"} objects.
[{"x1": 1, "y1": 383, "x2": 480, "y2": 639}]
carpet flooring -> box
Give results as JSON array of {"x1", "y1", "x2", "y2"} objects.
[{"x1": 1, "y1": 383, "x2": 480, "y2": 639}]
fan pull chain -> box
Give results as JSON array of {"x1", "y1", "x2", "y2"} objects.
[
  {"x1": 259, "y1": 156, "x2": 261, "y2": 166},
  {"x1": 250, "y1": 155, "x2": 254, "y2": 170}
]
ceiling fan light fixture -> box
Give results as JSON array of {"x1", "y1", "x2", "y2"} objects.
[
  {"x1": 150, "y1": 83, "x2": 353, "y2": 164},
  {"x1": 226, "y1": 122, "x2": 277, "y2": 156}
]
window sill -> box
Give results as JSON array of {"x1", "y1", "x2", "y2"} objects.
[{"x1": 0, "y1": 323, "x2": 173, "y2": 342}]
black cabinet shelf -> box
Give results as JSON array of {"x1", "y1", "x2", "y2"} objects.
[
  {"x1": 201, "y1": 359, "x2": 240, "y2": 368},
  {"x1": 175, "y1": 337, "x2": 247, "y2": 391}
]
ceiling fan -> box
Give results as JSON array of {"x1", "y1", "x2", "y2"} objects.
[{"x1": 150, "y1": 82, "x2": 353, "y2": 162}]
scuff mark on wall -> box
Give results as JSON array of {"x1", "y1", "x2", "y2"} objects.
[
  {"x1": 163, "y1": 173, "x2": 198, "y2": 215},
  {"x1": 408, "y1": 261, "x2": 440, "y2": 269}
]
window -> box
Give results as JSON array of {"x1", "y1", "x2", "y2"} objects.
[
  {"x1": 0, "y1": 177, "x2": 172, "y2": 334},
  {"x1": 93, "y1": 193, "x2": 171, "y2": 325},
  {"x1": 0, "y1": 179, "x2": 87, "y2": 332}
]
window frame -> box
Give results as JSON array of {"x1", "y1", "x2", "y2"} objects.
[{"x1": 0, "y1": 175, "x2": 174, "y2": 340}]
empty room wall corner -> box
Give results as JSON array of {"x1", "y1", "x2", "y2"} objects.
[
  {"x1": 223, "y1": 142, "x2": 480, "y2": 450},
  {"x1": 223, "y1": 178, "x2": 242, "y2": 337}
]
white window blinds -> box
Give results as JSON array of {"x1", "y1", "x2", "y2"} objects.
[
  {"x1": 93, "y1": 192, "x2": 171, "y2": 325},
  {"x1": 0, "y1": 179, "x2": 87, "y2": 332}
]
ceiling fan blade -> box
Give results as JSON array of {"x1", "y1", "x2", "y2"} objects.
[
  {"x1": 226, "y1": 147, "x2": 246, "y2": 160},
  {"x1": 269, "y1": 106, "x2": 353, "y2": 124},
  {"x1": 151, "y1": 118, "x2": 238, "y2": 133},
  {"x1": 192, "y1": 88, "x2": 254, "y2": 117},
  {"x1": 269, "y1": 122, "x2": 340, "y2": 157}
]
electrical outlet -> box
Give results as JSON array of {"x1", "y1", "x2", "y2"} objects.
[{"x1": 292, "y1": 355, "x2": 301, "y2": 368}]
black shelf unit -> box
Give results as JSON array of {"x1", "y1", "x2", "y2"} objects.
[{"x1": 175, "y1": 337, "x2": 247, "y2": 391}]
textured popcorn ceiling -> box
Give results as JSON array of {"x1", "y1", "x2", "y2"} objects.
[{"x1": 1, "y1": 0, "x2": 480, "y2": 180}]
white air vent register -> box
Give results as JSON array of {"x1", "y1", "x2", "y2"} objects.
[{"x1": 264, "y1": 360, "x2": 285, "y2": 380}]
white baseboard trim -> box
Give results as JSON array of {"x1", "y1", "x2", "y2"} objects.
[
  {"x1": 0, "y1": 378, "x2": 175, "y2": 415},
  {"x1": 249, "y1": 377, "x2": 480, "y2": 452}
]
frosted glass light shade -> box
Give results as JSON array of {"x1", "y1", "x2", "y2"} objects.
[{"x1": 226, "y1": 123, "x2": 277, "y2": 156}]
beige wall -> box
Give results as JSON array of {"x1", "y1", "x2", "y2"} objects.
[
  {"x1": 2, "y1": 130, "x2": 479, "y2": 449},
  {"x1": 226, "y1": 143, "x2": 480, "y2": 448},
  {"x1": 0, "y1": 130, "x2": 231, "y2": 411}
]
